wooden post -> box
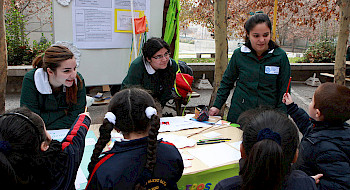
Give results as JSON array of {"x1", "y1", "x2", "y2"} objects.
[
  {"x1": 334, "y1": 0, "x2": 350, "y2": 85},
  {"x1": 272, "y1": 0, "x2": 278, "y2": 41},
  {"x1": 209, "y1": 0, "x2": 228, "y2": 108},
  {"x1": 0, "y1": 0, "x2": 7, "y2": 114}
]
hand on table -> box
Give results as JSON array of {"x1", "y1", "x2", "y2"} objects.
[{"x1": 209, "y1": 107, "x2": 220, "y2": 116}]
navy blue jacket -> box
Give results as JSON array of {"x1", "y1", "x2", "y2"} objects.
[
  {"x1": 28, "y1": 114, "x2": 90, "y2": 190},
  {"x1": 287, "y1": 103, "x2": 350, "y2": 190},
  {"x1": 86, "y1": 137, "x2": 184, "y2": 190},
  {"x1": 214, "y1": 170, "x2": 317, "y2": 190}
]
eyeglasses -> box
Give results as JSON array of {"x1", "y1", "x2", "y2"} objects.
[{"x1": 152, "y1": 52, "x2": 171, "y2": 60}]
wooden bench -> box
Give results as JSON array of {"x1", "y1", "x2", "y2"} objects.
[
  {"x1": 320, "y1": 73, "x2": 350, "y2": 82},
  {"x1": 196, "y1": 53, "x2": 215, "y2": 58}
]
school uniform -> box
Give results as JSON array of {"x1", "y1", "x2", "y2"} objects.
[
  {"x1": 287, "y1": 103, "x2": 350, "y2": 190},
  {"x1": 27, "y1": 114, "x2": 91, "y2": 190},
  {"x1": 20, "y1": 68, "x2": 86, "y2": 130},
  {"x1": 214, "y1": 170, "x2": 317, "y2": 190},
  {"x1": 213, "y1": 43, "x2": 291, "y2": 123},
  {"x1": 86, "y1": 137, "x2": 184, "y2": 190},
  {"x1": 122, "y1": 56, "x2": 178, "y2": 106}
]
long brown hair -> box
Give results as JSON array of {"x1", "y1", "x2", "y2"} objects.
[{"x1": 32, "y1": 45, "x2": 82, "y2": 105}]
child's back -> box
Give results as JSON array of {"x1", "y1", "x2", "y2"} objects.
[
  {"x1": 86, "y1": 88, "x2": 184, "y2": 189},
  {"x1": 214, "y1": 109, "x2": 318, "y2": 190},
  {"x1": 88, "y1": 137, "x2": 182, "y2": 189},
  {"x1": 284, "y1": 82, "x2": 350, "y2": 189}
]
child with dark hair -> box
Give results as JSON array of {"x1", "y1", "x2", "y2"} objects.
[
  {"x1": 0, "y1": 107, "x2": 90, "y2": 189},
  {"x1": 86, "y1": 88, "x2": 184, "y2": 189},
  {"x1": 122, "y1": 37, "x2": 177, "y2": 107},
  {"x1": 283, "y1": 82, "x2": 350, "y2": 189},
  {"x1": 214, "y1": 109, "x2": 321, "y2": 190}
]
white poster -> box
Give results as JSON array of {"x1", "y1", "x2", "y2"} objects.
[{"x1": 73, "y1": 0, "x2": 150, "y2": 49}]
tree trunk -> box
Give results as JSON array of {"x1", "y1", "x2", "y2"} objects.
[
  {"x1": 334, "y1": 0, "x2": 350, "y2": 85},
  {"x1": 209, "y1": 0, "x2": 228, "y2": 108},
  {"x1": 0, "y1": 0, "x2": 7, "y2": 114}
]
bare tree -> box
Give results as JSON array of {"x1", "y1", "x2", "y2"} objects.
[
  {"x1": 0, "y1": 0, "x2": 7, "y2": 114},
  {"x1": 209, "y1": 0, "x2": 228, "y2": 110},
  {"x1": 334, "y1": 0, "x2": 350, "y2": 85}
]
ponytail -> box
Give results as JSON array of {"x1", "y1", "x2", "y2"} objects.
[
  {"x1": 32, "y1": 54, "x2": 44, "y2": 69},
  {"x1": 88, "y1": 119, "x2": 114, "y2": 173},
  {"x1": 241, "y1": 140, "x2": 284, "y2": 190},
  {"x1": 239, "y1": 110, "x2": 299, "y2": 190},
  {"x1": 135, "y1": 114, "x2": 160, "y2": 190}
]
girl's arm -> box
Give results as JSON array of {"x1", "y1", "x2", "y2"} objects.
[
  {"x1": 59, "y1": 113, "x2": 91, "y2": 189},
  {"x1": 283, "y1": 93, "x2": 312, "y2": 135},
  {"x1": 212, "y1": 53, "x2": 239, "y2": 110}
]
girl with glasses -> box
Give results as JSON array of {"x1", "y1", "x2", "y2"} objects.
[{"x1": 122, "y1": 37, "x2": 178, "y2": 107}]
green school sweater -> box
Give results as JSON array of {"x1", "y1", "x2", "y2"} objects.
[
  {"x1": 213, "y1": 46, "x2": 291, "y2": 123},
  {"x1": 20, "y1": 68, "x2": 86, "y2": 129},
  {"x1": 122, "y1": 56, "x2": 178, "y2": 106}
]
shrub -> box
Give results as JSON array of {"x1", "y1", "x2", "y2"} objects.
[
  {"x1": 5, "y1": 2, "x2": 51, "y2": 66},
  {"x1": 301, "y1": 40, "x2": 336, "y2": 63}
]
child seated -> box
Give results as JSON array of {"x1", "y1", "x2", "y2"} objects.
[
  {"x1": 86, "y1": 88, "x2": 184, "y2": 189},
  {"x1": 214, "y1": 109, "x2": 321, "y2": 190},
  {"x1": 283, "y1": 82, "x2": 350, "y2": 189},
  {"x1": 0, "y1": 107, "x2": 91, "y2": 189}
]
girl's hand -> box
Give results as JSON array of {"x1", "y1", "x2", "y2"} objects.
[
  {"x1": 282, "y1": 93, "x2": 294, "y2": 105},
  {"x1": 80, "y1": 112, "x2": 91, "y2": 120},
  {"x1": 311, "y1": 174, "x2": 323, "y2": 184},
  {"x1": 209, "y1": 107, "x2": 220, "y2": 116}
]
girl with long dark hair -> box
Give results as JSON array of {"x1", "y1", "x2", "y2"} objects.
[{"x1": 86, "y1": 88, "x2": 183, "y2": 189}]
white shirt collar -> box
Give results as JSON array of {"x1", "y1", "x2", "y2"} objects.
[
  {"x1": 144, "y1": 59, "x2": 156, "y2": 74},
  {"x1": 143, "y1": 57, "x2": 172, "y2": 75},
  {"x1": 34, "y1": 68, "x2": 52, "y2": 94},
  {"x1": 240, "y1": 45, "x2": 275, "y2": 54}
]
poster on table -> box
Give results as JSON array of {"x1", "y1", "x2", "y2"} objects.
[{"x1": 72, "y1": 0, "x2": 150, "y2": 49}]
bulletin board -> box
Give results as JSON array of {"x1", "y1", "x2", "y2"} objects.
[{"x1": 52, "y1": 0, "x2": 165, "y2": 86}]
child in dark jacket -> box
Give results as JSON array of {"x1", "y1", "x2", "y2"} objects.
[
  {"x1": 214, "y1": 109, "x2": 321, "y2": 190},
  {"x1": 86, "y1": 88, "x2": 184, "y2": 190},
  {"x1": 283, "y1": 82, "x2": 350, "y2": 190},
  {"x1": 0, "y1": 107, "x2": 91, "y2": 189}
]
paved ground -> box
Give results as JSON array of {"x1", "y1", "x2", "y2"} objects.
[{"x1": 5, "y1": 81, "x2": 318, "y2": 124}]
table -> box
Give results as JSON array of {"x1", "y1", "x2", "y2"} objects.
[
  {"x1": 168, "y1": 123, "x2": 242, "y2": 189},
  {"x1": 85, "y1": 118, "x2": 243, "y2": 190}
]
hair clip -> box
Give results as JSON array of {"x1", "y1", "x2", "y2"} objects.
[
  {"x1": 145, "y1": 107, "x2": 157, "y2": 119},
  {"x1": 104, "y1": 112, "x2": 116, "y2": 125},
  {"x1": 249, "y1": 11, "x2": 264, "y2": 16},
  {"x1": 257, "y1": 128, "x2": 281, "y2": 145}
]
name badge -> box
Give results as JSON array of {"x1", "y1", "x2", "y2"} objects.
[{"x1": 265, "y1": 66, "x2": 279, "y2": 75}]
